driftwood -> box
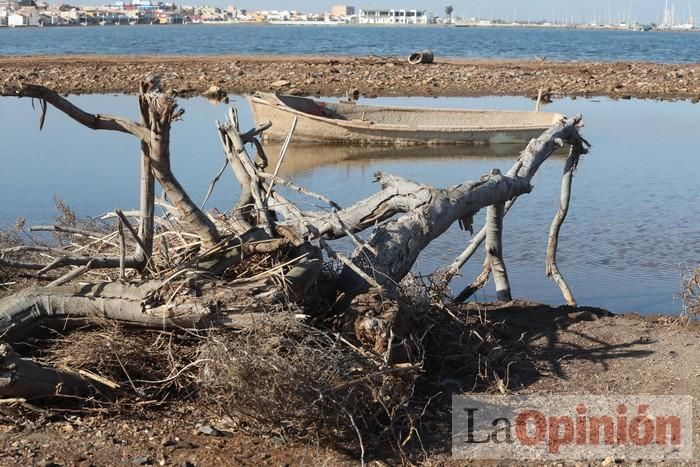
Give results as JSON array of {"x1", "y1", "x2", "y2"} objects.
[
  {"x1": 485, "y1": 198, "x2": 511, "y2": 302},
  {"x1": 0, "y1": 343, "x2": 92, "y2": 399},
  {"x1": 3, "y1": 77, "x2": 218, "y2": 253},
  {"x1": 0, "y1": 77, "x2": 591, "y2": 400},
  {"x1": 449, "y1": 134, "x2": 589, "y2": 304},
  {"x1": 0, "y1": 277, "x2": 308, "y2": 399},
  {"x1": 338, "y1": 116, "x2": 586, "y2": 296},
  {"x1": 546, "y1": 142, "x2": 587, "y2": 306}
]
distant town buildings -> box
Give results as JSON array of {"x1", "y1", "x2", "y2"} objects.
[
  {"x1": 0, "y1": 1, "x2": 431, "y2": 27},
  {"x1": 331, "y1": 4, "x2": 354, "y2": 17},
  {"x1": 358, "y1": 8, "x2": 428, "y2": 24},
  {"x1": 0, "y1": 2, "x2": 696, "y2": 30}
]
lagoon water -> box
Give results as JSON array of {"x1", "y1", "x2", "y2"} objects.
[
  {"x1": 1, "y1": 94, "x2": 699, "y2": 314},
  {"x1": 2, "y1": 24, "x2": 700, "y2": 63}
]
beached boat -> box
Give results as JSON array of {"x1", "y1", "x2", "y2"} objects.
[{"x1": 248, "y1": 92, "x2": 562, "y2": 145}]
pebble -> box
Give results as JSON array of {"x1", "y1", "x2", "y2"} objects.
[
  {"x1": 132, "y1": 456, "x2": 153, "y2": 465},
  {"x1": 197, "y1": 425, "x2": 223, "y2": 437},
  {"x1": 270, "y1": 79, "x2": 291, "y2": 88}
]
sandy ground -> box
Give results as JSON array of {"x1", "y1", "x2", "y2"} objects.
[
  {"x1": 2, "y1": 55, "x2": 700, "y2": 100},
  {"x1": 0, "y1": 303, "x2": 698, "y2": 466}
]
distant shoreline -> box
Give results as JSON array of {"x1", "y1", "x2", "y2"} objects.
[
  {"x1": 1, "y1": 55, "x2": 698, "y2": 101},
  {"x1": 2, "y1": 22, "x2": 699, "y2": 32}
]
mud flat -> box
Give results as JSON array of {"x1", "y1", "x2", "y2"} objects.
[{"x1": 2, "y1": 55, "x2": 700, "y2": 100}]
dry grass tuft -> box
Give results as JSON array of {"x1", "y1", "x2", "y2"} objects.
[
  {"x1": 682, "y1": 265, "x2": 700, "y2": 319},
  {"x1": 0, "y1": 229, "x2": 24, "y2": 293},
  {"x1": 44, "y1": 322, "x2": 202, "y2": 404},
  {"x1": 197, "y1": 313, "x2": 415, "y2": 451}
]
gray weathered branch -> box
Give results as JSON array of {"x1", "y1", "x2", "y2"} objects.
[
  {"x1": 1, "y1": 83, "x2": 148, "y2": 139},
  {"x1": 485, "y1": 197, "x2": 511, "y2": 302},
  {"x1": 144, "y1": 92, "x2": 220, "y2": 249},
  {"x1": 338, "y1": 115, "x2": 585, "y2": 297},
  {"x1": 137, "y1": 86, "x2": 156, "y2": 266},
  {"x1": 546, "y1": 142, "x2": 587, "y2": 306},
  {"x1": 0, "y1": 343, "x2": 94, "y2": 399}
]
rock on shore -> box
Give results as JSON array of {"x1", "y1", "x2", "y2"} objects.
[{"x1": 1, "y1": 55, "x2": 700, "y2": 101}]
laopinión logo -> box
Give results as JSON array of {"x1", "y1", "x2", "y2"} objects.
[{"x1": 452, "y1": 395, "x2": 692, "y2": 460}]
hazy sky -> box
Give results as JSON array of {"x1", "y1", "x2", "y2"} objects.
[{"x1": 230, "y1": 1, "x2": 695, "y2": 24}]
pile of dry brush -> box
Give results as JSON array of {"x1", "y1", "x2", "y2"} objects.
[
  {"x1": 0, "y1": 210, "x2": 517, "y2": 458},
  {"x1": 0, "y1": 75, "x2": 592, "y2": 459}
]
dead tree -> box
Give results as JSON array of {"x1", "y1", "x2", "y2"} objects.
[
  {"x1": 546, "y1": 141, "x2": 587, "y2": 306},
  {"x1": 485, "y1": 199, "x2": 511, "y2": 301},
  {"x1": 0, "y1": 77, "x2": 590, "y2": 399}
]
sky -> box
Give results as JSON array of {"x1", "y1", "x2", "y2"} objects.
[{"x1": 227, "y1": 1, "x2": 696, "y2": 24}]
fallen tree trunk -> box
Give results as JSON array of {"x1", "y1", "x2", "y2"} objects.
[
  {"x1": 0, "y1": 233, "x2": 321, "y2": 399},
  {"x1": 0, "y1": 281, "x2": 260, "y2": 344},
  {"x1": 0, "y1": 343, "x2": 94, "y2": 399},
  {"x1": 0, "y1": 78, "x2": 593, "y2": 400},
  {"x1": 205, "y1": 111, "x2": 588, "y2": 356}
]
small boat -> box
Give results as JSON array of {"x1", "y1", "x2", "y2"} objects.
[{"x1": 248, "y1": 92, "x2": 562, "y2": 145}]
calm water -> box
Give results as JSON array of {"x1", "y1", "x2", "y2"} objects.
[
  {"x1": 1, "y1": 25, "x2": 700, "y2": 63},
  {"x1": 1, "y1": 94, "x2": 699, "y2": 314}
]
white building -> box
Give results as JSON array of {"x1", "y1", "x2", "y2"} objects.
[
  {"x1": 266, "y1": 9, "x2": 292, "y2": 21},
  {"x1": 8, "y1": 12, "x2": 25, "y2": 26},
  {"x1": 10, "y1": 7, "x2": 44, "y2": 26},
  {"x1": 9, "y1": 11, "x2": 32, "y2": 26},
  {"x1": 358, "y1": 8, "x2": 428, "y2": 24}
]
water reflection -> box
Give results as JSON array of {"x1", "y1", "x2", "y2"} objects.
[{"x1": 260, "y1": 143, "x2": 529, "y2": 177}]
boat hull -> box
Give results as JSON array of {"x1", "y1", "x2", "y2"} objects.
[{"x1": 248, "y1": 94, "x2": 562, "y2": 145}]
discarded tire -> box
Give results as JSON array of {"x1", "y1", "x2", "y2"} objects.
[{"x1": 408, "y1": 50, "x2": 434, "y2": 64}]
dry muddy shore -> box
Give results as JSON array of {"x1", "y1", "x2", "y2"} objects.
[
  {"x1": 2, "y1": 55, "x2": 700, "y2": 100},
  {"x1": 1, "y1": 303, "x2": 699, "y2": 466}
]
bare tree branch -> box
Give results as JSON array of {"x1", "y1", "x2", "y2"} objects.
[{"x1": 1, "y1": 83, "x2": 148, "y2": 139}]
